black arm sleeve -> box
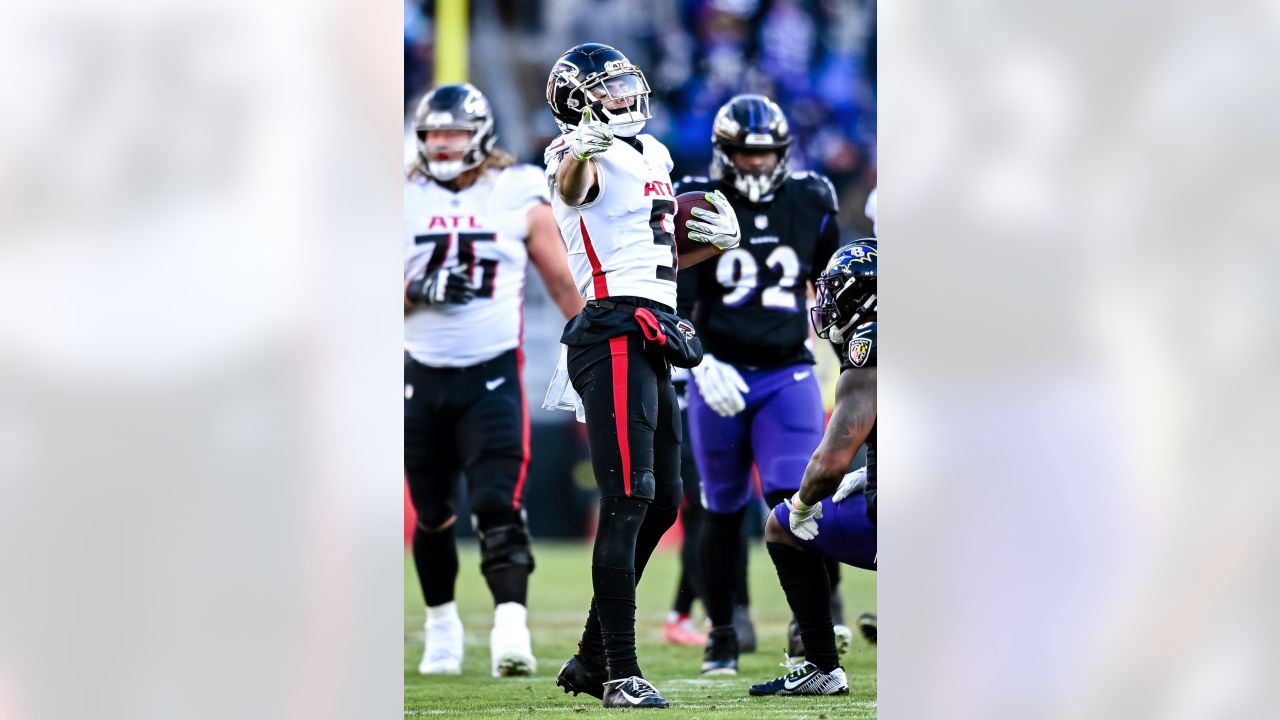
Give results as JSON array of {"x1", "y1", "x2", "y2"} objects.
[
  {"x1": 809, "y1": 212, "x2": 841, "y2": 288},
  {"x1": 676, "y1": 262, "x2": 699, "y2": 318}
]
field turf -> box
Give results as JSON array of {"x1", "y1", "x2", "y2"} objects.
[{"x1": 405, "y1": 541, "x2": 876, "y2": 718}]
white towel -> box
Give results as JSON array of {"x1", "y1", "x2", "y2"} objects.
[{"x1": 541, "y1": 344, "x2": 586, "y2": 423}]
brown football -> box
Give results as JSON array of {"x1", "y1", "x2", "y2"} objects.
[{"x1": 674, "y1": 191, "x2": 722, "y2": 269}]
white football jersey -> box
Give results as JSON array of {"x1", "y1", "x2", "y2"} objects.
[
  {"x1": 544, "y1": 133, "x2": 679, "y2": 308},
  {"x1": 404, "y1": 164, "x2": 549, "y2": 367}
]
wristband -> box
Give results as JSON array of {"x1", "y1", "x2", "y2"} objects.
[{"x1": 790, "y1": 493, "x2": 811, "y2": 512}]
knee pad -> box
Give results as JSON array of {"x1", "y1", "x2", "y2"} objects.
[{"x1": 472, "y1": 511, "x2": 535, "y2": 574}]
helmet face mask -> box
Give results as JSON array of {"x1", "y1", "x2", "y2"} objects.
[
  {"x1": 547, "y1": 44, "x2": 652, "y2": 134},
  {"x1": 711, "y1": 94, "x2": 792, "y2": 202},
  {"x1": 413, "y1": 83, "x2": 495, "y2": 182},
  {"x1": 810, "y1": 242, "x2": 878, "y2": 343}
]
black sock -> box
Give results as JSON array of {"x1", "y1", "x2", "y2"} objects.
[
  {"x1": 673, "y1": 502, "x2": 705, "y2": 615},
  {"x1": 824, "y1": 555, "x2": 844, "y2": 624},
  {"x1": 483, "y1": 565, "x2": 529, "y2": 606},
  {"x1": 591, "y1": 496, "x2": 648, "y2": 680},
  {"x1": 635, "y1": 504, "x2": 678, "y2": 582},
  {"x1": 767, "y1": 541, "x2": 838, "y2": 672},
  {"x1": 701, "y1": 507, "x2": 746, "y2": 628},
  {"x1": 413, "y1": 525, "x2": 458, "y2": 608}
]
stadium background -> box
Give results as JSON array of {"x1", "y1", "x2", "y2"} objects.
[{"x1": 405, "y1": 0, "x2": 877, "y2": 540}]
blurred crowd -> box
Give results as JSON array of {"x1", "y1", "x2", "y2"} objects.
[{"x1": 406, "y1": 0, "x2": 877, "y2": 238}]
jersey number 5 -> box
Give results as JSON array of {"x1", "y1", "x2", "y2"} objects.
[
  {"x1": 414, "y1": 232, "x2": 499, "y2": 298},
  {"x1": 649, "y1": 199, "x2": 677, "y2": 281}
]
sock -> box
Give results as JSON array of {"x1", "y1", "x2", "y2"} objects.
[
  {"x1": 591, "y1": 496, "x2": 648, "y2": 680},
  {"x1": 483, "y1": 565, "x2": 529, "y2": 606},
  {"x1": 414, "y1": 525, "x2": 458, "y2": 608},
  {"x1": 426, "y1": 600, "x2": 459, "y2": 624},
  {"x1": 494, "y1": 601, "x2": 527, "y2": 628},
  {"x1": 700, "y1": 507, "x2": 746, "y2": 628},
  {"x1": 767, "y1": 541, "x2": 839, "y2": 672}
]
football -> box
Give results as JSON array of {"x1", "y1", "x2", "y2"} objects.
[{"x1": 674, "y1": 191, "x2": 722, "y2": 269}]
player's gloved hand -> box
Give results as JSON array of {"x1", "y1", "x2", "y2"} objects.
[
  {"x1": 406, "y1": 267, "x2": 475, "y2": 306},
  {"x1": 686, "y1": 190, "x2": 741, "y2": 251},
  {"x1": 832, "y1": 466, "x2": 868, "y2": 504},
  {"x1": 785, "y1": 494, "x2": 823, "y2": 541},
  {"x1": 571, "y1": 106, "x2": 613, "y2": 161},
  {"x1": 690, "y1": 353, "x2": 750, "y2": 417}
]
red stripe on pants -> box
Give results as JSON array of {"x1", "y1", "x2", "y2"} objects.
[
  {"x1": 580, "y1": 217, "x2": 609, "y2": 298},
  {"x1": 609, "y1": 336, "x2": 631, "y2": 495}
]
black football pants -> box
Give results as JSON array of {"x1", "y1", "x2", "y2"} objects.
[{"x1": 568, "y1": 333, "x2": 681, "y2": 679}]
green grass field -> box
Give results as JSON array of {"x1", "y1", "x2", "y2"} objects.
[{"x1": 405, "y1": 541, "x2": 876, "y2": 718}]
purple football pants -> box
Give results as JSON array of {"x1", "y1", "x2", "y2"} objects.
[
  {"x1": 773, "y1": 493, "x2": 878, "y2": 571},
  {"x1": 688, "y1": 363, "x2": 825, "y2": 513}
]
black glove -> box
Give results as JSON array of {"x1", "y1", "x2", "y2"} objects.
[{"x1": 407, "y1": 267, "x2": 476, "y2": 306}]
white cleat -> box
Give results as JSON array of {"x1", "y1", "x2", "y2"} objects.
[
  {"x1": 834, "y1": 624, "x2": 854, "y2": 657},
  {"x1": 419, "y1": 603, "x2": 464, "y2": 675},
  {"x1": 490, "y1": 602, "x2": 536, "y2": 677}
]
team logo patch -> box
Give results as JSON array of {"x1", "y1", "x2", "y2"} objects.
[
  {"x1": 676, "y1": 320, "x2": 696, "y2": 341},
  {"x1": 755, "y1": 214, "x2": 768, "y2": 230},
  {"x1": 848, "y1": 338, "x2": 872, "y2": 367}
]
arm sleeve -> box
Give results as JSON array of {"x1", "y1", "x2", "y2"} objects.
[
  {"x1": 809, "y1": 212, "x2": 842, "y2": 287},
  {"x1": 676, "y1": 260, "x2": 700, "y2": 318}
]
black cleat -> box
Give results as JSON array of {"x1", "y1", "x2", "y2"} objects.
[
  {"x1": 733, "y1": 605, "x2": 757, "y2": 653},
  {"x1": 602, "y1": 676, "x2": 669, "y2": 708},
  {"x1": 701, "y1": 626, "x2": 739, "y2": 675},
  {"x1": 749, "y1": 660, "x2": 849, "y2": 696},
  {"x1": 556, "y1": 654, "x2": 606, "y2": 700},
  {"x1": 857, "y1": 612, "x2": 877, "y2": 645}
]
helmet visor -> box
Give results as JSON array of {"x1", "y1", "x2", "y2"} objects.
[{"x1": 585, "y1": 72, "x2": 651, "y2": 123}]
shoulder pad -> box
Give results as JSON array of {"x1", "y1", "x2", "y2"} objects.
[{"x1": 789, "y1": 171, "x2": 839, "y2": 214}]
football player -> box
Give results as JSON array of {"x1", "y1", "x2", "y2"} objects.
[
  {"x1": 675, "y1": 95, "x2": 845, "y2": 674},
  {"x1": 543, "y1": 43, "x2": 741, "y2": 708},
  {"x1": 404, "y1": 83, "x2": 583, "y2": 678},
  {"x1": 749, "y1": 241, "x2": 878, "y2": 697}
]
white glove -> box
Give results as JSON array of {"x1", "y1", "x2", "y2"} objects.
[
  {"x1": 570, "y1": 106, "x2": 613, "y2": 161},
  {"x1": 786, "y1": 494, "x2": 823, "y2": 541},
  {"x1": 685, "y1": 189, "x2": 742, "y2": 251},
  {"x1": 833, "y1": 466, "x2": 868, "y2": 504},
  {"x1": 690, "y1": 353, "x2": 749, "y2": 417}
]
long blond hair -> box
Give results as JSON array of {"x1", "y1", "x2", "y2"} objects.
[{"x1": 406, "y1": 147, "x2": 517, "y2": 183}]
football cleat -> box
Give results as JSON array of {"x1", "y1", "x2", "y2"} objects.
[
  {"x1": 857, "y1": 612, "x2": 878, "y2": 645},
  {"x1": 733, "y1": 605, "x2": 758, "y2": 653},
  {"x1": 419, "y1": 614, "x2": 464, "y2": 675},
  {"x1": 749, "y1": 659, "x2": 849, "y2": 696},
  {"x1": 555, "y1": 652, "x2": 606, "y2": 700},
  {"x1": 834, "y1": 624, "x2": 854, "y2": 656},
  {"x1": 700, "y1": 626, "x2": 739, "y2": 675},
  {"x1": 663, "y1": 613, "x2": 707, "y2": 647},
  {"x1": 787, "y1": 620, "x2": 853, "y2": 661},
  {"x1": 602, "y1": 676, "x2": 670, "y2": 708},
  {"x1": 490, "y1": 603, "x2": 536, "y2": 677}
]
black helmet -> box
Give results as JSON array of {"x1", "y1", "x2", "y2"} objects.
[
  {"x1": 546, "y1": 43, "x2": 652, "y2": 132},
  {"x1": 811, "y1": 240, "x2": 878, "y2": 343},
  {"x1": 711, "y1": 94, "x2": 792, "y2": 202},
  {"x1": 412, "y1": 83, "x2": 496, "y2": 181}
]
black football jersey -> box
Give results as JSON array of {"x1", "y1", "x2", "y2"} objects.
[
  {"x1": 837, "y1": 321, "x2": 877, "y2": 490},
  {"x1": 675, "y1": 172, "x2": 841, "y2": 368}
]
